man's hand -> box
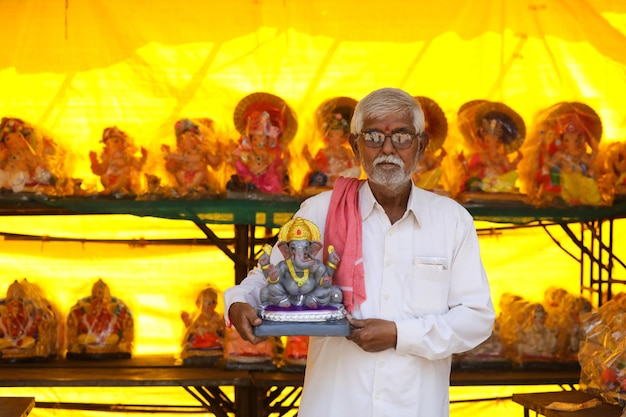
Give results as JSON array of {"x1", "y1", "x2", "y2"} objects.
[
  {"x1": 228, "y1": 302, "x2": 266, "y2": 344},
  {"x1": 346, "y1": 314, "x2": 397, "y2": 352}
]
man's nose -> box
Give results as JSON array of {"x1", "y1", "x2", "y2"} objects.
[{"x1": 381, "y1": 135, "x2": 396, "y2": 153}]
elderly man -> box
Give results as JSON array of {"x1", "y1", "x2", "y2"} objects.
[{"x1": 225, "y1": 87, "x2": 495, "y2": 417}]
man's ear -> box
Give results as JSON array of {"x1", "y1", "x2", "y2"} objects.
[
  {"x1": 417, "y1": 133, "x2": 430, "y2": 154},
  {"x1": 350, "y1": 133, "x2": 360, "y2": 158}
]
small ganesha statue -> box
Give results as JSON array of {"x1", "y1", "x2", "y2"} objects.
[
  {"x1": 180, "y1": 286, "x2": 224, "y2": 365},
  {"x1": 257, "y1": 217, "x2": 345, "y2": 323},
  {"x1": 0, "y1": 279, "x2": 61, "y2": 362},
  {"x1": 66, "y1": 279, "x2": 134, "y2": 359}
]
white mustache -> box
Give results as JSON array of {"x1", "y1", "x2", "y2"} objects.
[{"x1": 374, "y1": 154, "x2": 404, "y2": 167}]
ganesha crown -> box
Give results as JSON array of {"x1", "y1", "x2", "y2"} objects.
[{"x1": 278, "y1": 217, "x2": 321, "y2": 243}]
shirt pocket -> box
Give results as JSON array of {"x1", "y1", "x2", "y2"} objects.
[
  {"x1": 402, "y1": 256, "x2": 450, "y2": 315},
  {"x1": 413, "y1": 256, "x2": 449, "y2": 275}
]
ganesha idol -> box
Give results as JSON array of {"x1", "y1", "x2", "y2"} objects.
[
  {"x1": 281, "y1": 335, "x2": 309, "y2": 370},
  {"x1": 455, "y1": 100, "x2": 526, "y2": 201},
  {"x1": 0, "y1": 279, "x2": 62, "y2": 362},
  {"x1": 302, "y1": 96, "x2": 360, "y2": 195},
  {"x1": 226, "y1": 92, "x2": 298, "y2": 198},
  {"x1": 180, "y1": 286, "x2": 224, "y2": 365},
  {"x1": 529, "y1": 102, "x2": 605, "y2": 206},
  {"x1": 254, "y1": 217, "x2": 349, "y2": 337},
  {"x1": 66, "y1": 279, "x2": 134, "y2": 360},
  {"x1": 223, "y1": 326, "x2": 281, "y2": 371},
  {"x1": 412, "y1": 96, "x2": 449, "y2": 193},
  {"x1": 89, "y1": 126, "x2": 147, "y2": 197},
  {"x1": 0, "y1": 117, "x2": 64, "y2": 196}
]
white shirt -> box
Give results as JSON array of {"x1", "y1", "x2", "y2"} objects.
[{"x1": 224, "y1": 182, "x2": 495, "y2": 417}]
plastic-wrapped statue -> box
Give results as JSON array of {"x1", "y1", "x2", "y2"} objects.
[
  {"x1": 531, "y1": 102, "x2": 603, "y2": 205},
  {"x1": 559, "y1": 294, "x2": 592, "y2": 362},
  {"x1": 578, "y1": 296, "x2": 626, "y2": 404},
  {"x1": 66, "y1": 278, "x2": 134, "y2": 359},
  {"x1": 303, "y1": 97, "x2": 360, "y2": 193},
  {"x1": 411, "y1": 96, "x2": 449, "y2": 192},
  {"x1": 596, "y1": 141, "x2": 626, "y2": 202},
  {"x1": 89, "y1": 126, "x2": 147, "y2": 196},
  {"x1": 541, "y1": 287, "x2": 593, "y2": 363},
  {"x1": 457, "y1": 101, "x2": 525, "y2": 196},
  {"x1": 227, "y1": 92, "x2": 297, "y2": 196},
  {"x1": 180, "y1": 286, "x2": 224, "y2": 364},
  {"x1": 0, "y1": 279, "x2": 61, "y2": 362},
  {"x1": 497, "y1": 293, "x2": 527, "y2": 359},
  {"x1": 515, "y1": 302, "x2": 557, "y2": 363},
  {"x1": 0, "y1": 118, "x2": 57, "y2": 194},
  {"x1": 161, "y1": 118, "x2": 222, "y2": 197}
]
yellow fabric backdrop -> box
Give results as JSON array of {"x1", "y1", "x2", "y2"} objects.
[
  {"x1": 1, "y1": 0, "x2": 626, "y2": 189},
  {"x1": 1, "y1": 0, "x2": 626, "y2": 415}
]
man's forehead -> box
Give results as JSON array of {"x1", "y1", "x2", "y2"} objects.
[{"x1": 363, "y1": 115, "x2": 413, "y2": 130}]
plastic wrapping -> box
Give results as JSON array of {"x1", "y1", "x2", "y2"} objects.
[
  {"x1": 523, "y1": 102, "x2": 607, "y2": 206},
  {"x1": 578, "y1": 295, "x2": 626, "y2": 405},
  {"x1": 543, "y1": 287, "x2": 592, "y2": 363},
  {"x1": 460, "y1": 290, "x2": 590, "y2": 369},
  {"x1": 454, "y1": 101, "x2": 525, "y2": 200},
  {"x1": 0, "y1": 117, "x2": 71, "y2": 196},
  {"x1": 595, "y1": 141, "x2": 626, "y2": 203}
]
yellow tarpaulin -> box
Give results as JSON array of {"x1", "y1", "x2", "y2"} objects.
[{"x1": 1, "y1": 0, "x2": 626, "y2": 189}]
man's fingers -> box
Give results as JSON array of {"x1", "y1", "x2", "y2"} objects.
[{"x1": 346, "y1": 313, "x2": 364, "y2": 328}]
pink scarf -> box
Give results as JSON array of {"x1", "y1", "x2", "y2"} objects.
[{"x1": 324, "y1": 177, "x2": 366, "y2": 312}]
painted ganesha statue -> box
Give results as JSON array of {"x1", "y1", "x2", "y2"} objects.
[
  {"x1": 0, "y1": 279, "x2": 62, "y2": 362},
  {"x1": 255, "y1": 217, "x2": 347, "y2": 336},
  {"x1": 66, "y1": 279, "x2": 134, "y2": 359}
]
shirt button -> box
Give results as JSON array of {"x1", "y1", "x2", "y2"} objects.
[
  {"x1": 383, "y1": 294, "x2": 390, "y2": 301},
  {"x1": 385, "y1": 259, "x2": 391, "y2": 266}
]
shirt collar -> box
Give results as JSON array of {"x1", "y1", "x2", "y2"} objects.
[
  {"x1": 359, "y1": 181, "x2": 377, "y2": 220},
  {"x1": 359, "y1": 181, "x2": 421, "y2": 225},
  {"x1": 406, "y1": 185, "x2": 421, "y2": 225}
]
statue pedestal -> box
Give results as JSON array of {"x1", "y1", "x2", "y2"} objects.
[{"x1": 254, "y1": 318, "x2": 350, "y2": 337}]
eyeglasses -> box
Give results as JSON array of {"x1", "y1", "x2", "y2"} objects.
[{"x1": 356, "y1": 130, "x2": 425, "y2": 149}]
